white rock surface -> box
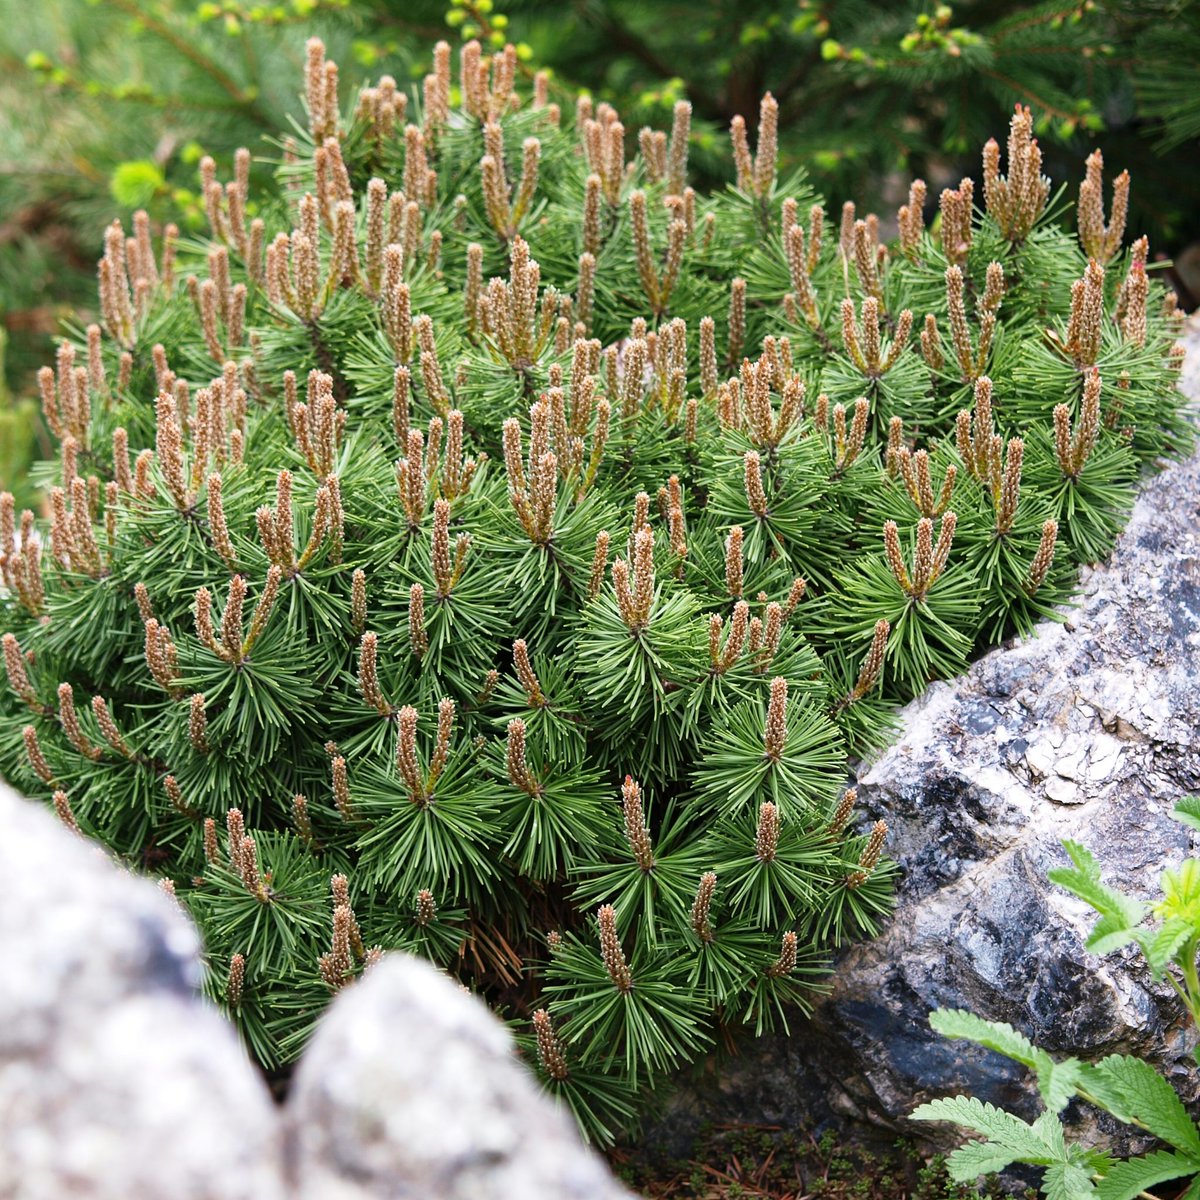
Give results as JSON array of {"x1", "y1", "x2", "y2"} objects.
[
  {"x1": 0, "y1": 778, "x2": 285, "y2": 1200},
  {"x1": 285, "y1": 955, "x2": 630, "y2": 1200}
]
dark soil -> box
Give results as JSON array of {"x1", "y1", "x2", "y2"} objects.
[{"x1": 608, "y1": 1124, "x2": 1035, "y2": 1200}]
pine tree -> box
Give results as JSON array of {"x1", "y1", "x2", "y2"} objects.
[{"x1": 0, "y1": 35, "x2": 1189, "y2": 1144}]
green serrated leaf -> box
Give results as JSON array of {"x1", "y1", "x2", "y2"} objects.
[
  {"x1": 929, "y1": 1008, "x2": 1083, "y2": 1111},
  {"x1": 1077, "y1": 1060, "x2": 1137, "y2": 1124},
  {"x1": 929, "y1": 1008, "x2": 1045, "y2": 1070},
  {"x1": 1049, "y1": 841, "x2": 1147, "y2": 944},
  {"x1": 1084, "y1": 912, "x2": 1143, "y2": 956},
  {"x1": 1096, "y1": 1149, "x2": 1200, "y2": 1200},
  {"x1": 1036, "y1": 1056, "x2": 1085, "y2": 1113},
  {"x1": 1093, "y1": 1056, "x2": 1200, "y2": 1157},
  {"x1": 1157, "y1": 860, "x2": 1200, "y2": 925},
  {"x1": 911, "y1": 1096, "x2": 1063, "y2": 1163},
  {"x1": 945, "y1": 1138, "x2": 1025, "y2": 1180},
  {"x1": 1146, "y1": 916, "x2": 1195, "y2": 977},
  {"x1": 1033, "y1": 1108, "x2": 1070, "y2": 1155},
  {"x1": 1060, "y1": 840, "x2": 1102, "y2": 880},
  {"x1": 1042, "y1": 1161, "x2": 1098, "y2": 1200},
  {"x1": 1172, "y1": 798, "x2": 1200, "y2": 833}
]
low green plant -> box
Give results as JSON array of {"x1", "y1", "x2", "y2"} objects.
[
  {"x1": 914, "y1": 799, "x2": 1200, "y2": 1199},
  {"x1": 0, "y1": 35, "x2": 1188, "y2": 1144}
]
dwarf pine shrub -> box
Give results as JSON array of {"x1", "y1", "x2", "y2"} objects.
[{"x1": 0, "y1": 38, "x2": 1189, "y2": 1143}]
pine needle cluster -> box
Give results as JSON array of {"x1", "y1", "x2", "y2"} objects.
[{"x1": 0, "y1": 37, "x2": 1189, "y2": 1143}]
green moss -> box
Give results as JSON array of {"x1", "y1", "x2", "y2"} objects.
[{"x1": 616, "y1": 1124, "x2": 1036, "y2": 1198}]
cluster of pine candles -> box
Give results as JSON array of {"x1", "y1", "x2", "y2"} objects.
[{"x1": 0, "y1": 35, "x2": 1189, "y2": 1142}]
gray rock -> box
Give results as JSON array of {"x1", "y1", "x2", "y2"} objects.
[
  {"x1": 649, "y1": 317, "x2": 1200, "y2": 1158},
  {"x1": 285, "y1": 954, "x2": 631, "y2": 1200},
  {"x1": 0, "y1": 778, "x2": 285, "y2": 1200}
]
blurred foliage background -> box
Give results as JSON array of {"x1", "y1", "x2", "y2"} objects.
[{"x1": 2, "y1": 0, "x2": 1198, "y2": 501}]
